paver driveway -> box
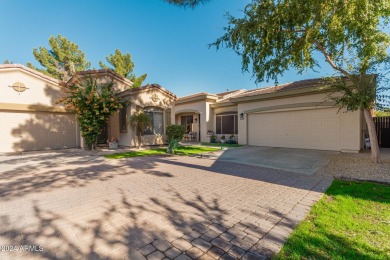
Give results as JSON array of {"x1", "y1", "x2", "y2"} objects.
[{"x1": 0, "y1": 149, "x2": 332, "y2": 259}]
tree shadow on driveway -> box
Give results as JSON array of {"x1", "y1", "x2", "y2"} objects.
[
  {"x1": 0, "y1": 187, "x2": 229, "y2": 259},
  {"x1": 0, "y1": 155, "x2": 171, "y2": 201},
  {"x1": 0, "y1": 153, "x2": 334, "y2": 259}
]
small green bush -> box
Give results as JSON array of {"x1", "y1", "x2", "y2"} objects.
[
  {"x1": 166, "y1": 125, "x2": 185, "y2": 142},
  {"x1": 166, "y1": 125, "x2": 185, "y2": 153}
]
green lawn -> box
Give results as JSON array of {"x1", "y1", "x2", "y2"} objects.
[
  {"x1": 105, "y1": 146, "x2": 219, "y2": 159},
  {"x1": 200, "y1": 142, "x2": 243, "y2": 147},
  {"x1": 275, "y1": 180, "x2": 390, "y2": 260}
]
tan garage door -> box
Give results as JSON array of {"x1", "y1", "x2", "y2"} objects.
[
  {"x1": 0, "y1": 111, "x2": 77, "y2": 153},
  {"x1": 248, "y1": 108, "x2": 341, "y2": 151}
]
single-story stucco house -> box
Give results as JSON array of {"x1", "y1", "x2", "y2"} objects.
[{"x1": 0, "y1": 64, "x2": 369, "y2": 153}]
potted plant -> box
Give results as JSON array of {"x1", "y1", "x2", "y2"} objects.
[
  {"x1": 220, "y1": 135, "x2": 226, "y2": 143},
  {"x1": 228, "y1": 135, "x2": 236, "y2": 144},
  {"x1": 210, "y1": 134, "x2": 217, "y2": 143},
  {"x1": 108, "y1": 137, "x2": 119, "y2": 149}
]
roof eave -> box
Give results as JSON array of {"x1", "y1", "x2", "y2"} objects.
[
  {"x1": 0, "y1": 64, "x2": 61, "y2": 85},
  {"x1": 230, "y1": 86, "x2": 333, "y2": 103},
  {"x1": 66, "y1": 69, "x2": 133, "y2": 87},
  {"x1": 175, "y1": 94, "x2": 218, "y2": 105},
  {"x1": 119, "y1": 84, "x2": 177, "y2": 99},
  {"x1": 211, "y1": 102, "x2": 236, "y2": 108}
]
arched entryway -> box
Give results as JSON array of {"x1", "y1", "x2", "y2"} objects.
[{"x1": 175, "y1": 109, "x2": 201, "y2": 142}]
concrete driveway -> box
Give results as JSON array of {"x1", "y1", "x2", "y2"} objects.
[
  {"x1": 219, "y1": 146, "x2": 337, "y2": 175},
  {"x1": 0, "y1": 149, "x2": 332, "y2": 259}
]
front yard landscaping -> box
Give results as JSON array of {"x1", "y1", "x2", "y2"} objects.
[
  {"x1": 276, "y1": 180, "x2": 390, "y2": 260},
  {"x1": 105, "y1": 146, "x2": 219, "y2": 159}
]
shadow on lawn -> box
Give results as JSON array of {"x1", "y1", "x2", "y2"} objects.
[
  {"x1": 324, "y1": 179, "x2": 390, "y2": 203},
  {"x1": 277, "y1": 227, "x2": 388, "y2": 260}
]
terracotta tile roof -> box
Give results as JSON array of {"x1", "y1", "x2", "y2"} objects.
[
  {"x1": 216, "y1": 90, "x2": 238, "y2": 97},
  {"x1": 0, "y1": 64, "x2": 60, "y2": 84},
  {"x1": 216, "y1": 89, "x2": 247, "y2": 103},
  {"x1": 123, "y1": 83, "x2": 177, "y2": 99},
  {"x1": 177, "y1": 89, "x2": 247, "y2": 104},
  {"x1": 177, "y1": 92, "x2": 216, "y2": 100},
  {"x1": 67, "y1": 69, "x2": 133, "y2": 86},
  {"x1": 119, "y1": 84, "x2": 177, "y2": 99},
  {"x1": 72, "y1": 68, "x2": 125, "y2": 79}
]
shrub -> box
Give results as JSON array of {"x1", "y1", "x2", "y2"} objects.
[
  {"x1": 58, "y1": 76, "x2": 125, "y2": 150},
  {"x1": 166, "y1": 125, "x2": 185, "y2": 153}
]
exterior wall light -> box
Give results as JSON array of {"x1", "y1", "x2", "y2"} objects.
[{"x1": 239, "y1": 113, "x2": 244, "y2": 120}]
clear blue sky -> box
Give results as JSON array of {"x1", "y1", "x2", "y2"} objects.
[{"x1": 0, "y1": 0, "x2": 341, "y2": 97}]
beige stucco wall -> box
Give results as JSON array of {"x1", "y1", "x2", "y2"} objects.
[
  {"x1": 110, "y1": 88, "x2": 175, "y2": 147},
  {"x1": 237, "y1": 92, "x2": 362, "y2": 152},
  {"x1": 0, "y1": 69, "x2": 63, "y2": 108},
  {"x1": 93, "y1": 74, "x2": 131, "y2": 92},
  {"x1": 205, "y1": 102, "x2": 215, "y2": 142},
  {"x1": 0, "y1": 68, "x2": 80, "y2": 152}
]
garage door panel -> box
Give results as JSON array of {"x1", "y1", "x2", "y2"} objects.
[
  {"x1": 248, "y1": 108, "x2": 340, "y2": 151},
  {"x1": 311, "y1": 109, "x2": 323, "y2": 118},
  {"x1": 0, "y1": 111, "x2": 77, "y2": 153}
]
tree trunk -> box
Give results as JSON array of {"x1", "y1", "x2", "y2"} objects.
[
  {"x1": 137, "y1": 134, "x2": 142, "y2": 149},
  {"x1": 363, "y1": 108, "x2": 381, "y2": 163}
]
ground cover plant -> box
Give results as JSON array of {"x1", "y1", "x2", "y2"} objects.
[
  {"x1": 276, "y1": 180, "x2": 390, "y2": 259},
  {"x1": 105, "y1": 146, "x2": 219, "y2": 159}
]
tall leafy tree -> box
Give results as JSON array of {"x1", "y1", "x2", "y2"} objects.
[
  {"x1": 99, "y1": 49, "x2": 147, "y2": 88},
  {"x1": 205, "y1": 0, "x2": 389, "y2": 163},
  {"x1": 28, "y1": 35, "x2": 91, "y2": 81},
  {"x1": 168, "y1": 0, "x2": 390, "y2": 163},
  {"x1": 57, "y1": 77, "x2": 125, "y2": 150}
]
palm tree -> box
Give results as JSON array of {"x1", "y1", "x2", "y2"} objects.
[
  {"x1": 165, "y1": 0, "x2": 209, "y2": 8},
  {"x1": 130, "y1": 112, "x2": 151, "y2": 149}
]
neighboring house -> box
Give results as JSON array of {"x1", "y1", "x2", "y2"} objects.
[
  {"x1": 0, "y1": 64, "x2": 368, "y2": 153},
  {"x1": 0, "y1": 64, "x2": 79, "y2": 153},
  {"x1": 174, "y1": 78, "x2": 367, "y2": 153}
]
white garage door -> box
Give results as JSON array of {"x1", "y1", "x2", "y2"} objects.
[
  {"x1": 0, "y1": 111, "x2": 77, "y2": 153},
  {"x1": 248, "y1": 108, "x2": 340, "y2": 151}
]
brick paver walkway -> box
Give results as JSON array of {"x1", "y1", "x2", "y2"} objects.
[{"x1": 0, "y1": 151, "x2": 332, "y2": 259}]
